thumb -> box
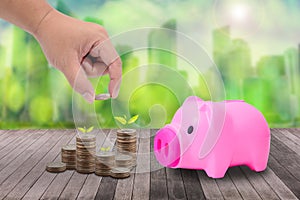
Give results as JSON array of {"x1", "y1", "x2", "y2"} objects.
[{"x1": 62, "y1": 59, "x2": 95, "y2": 104}]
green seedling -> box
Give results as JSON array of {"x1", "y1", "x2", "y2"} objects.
[
  {"x1": 100, "y1": 147, "x2": 110, "y2": 152},
  {"x1": 77, "y1": 126, "x2": 94, "y2": 134},
  {"x1": 114, "y1": 115, "x2": 139, "y2": 125}
]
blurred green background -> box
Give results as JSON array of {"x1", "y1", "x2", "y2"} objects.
[{"x1": 0, "y1": 0, "x2": 299, "y2": 128}]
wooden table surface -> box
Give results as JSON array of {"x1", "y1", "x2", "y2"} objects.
[{"x1": 0, "y1": 129, "x2": 299, "y2": 200}]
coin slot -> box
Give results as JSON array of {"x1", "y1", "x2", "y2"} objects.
[{"x1": 157, "y1": 139, "x2": 162, "y2": 151}]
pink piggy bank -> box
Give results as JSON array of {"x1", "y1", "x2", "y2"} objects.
[{"x1": 154, "y1": 96, "x2": 270, "y2": 178}]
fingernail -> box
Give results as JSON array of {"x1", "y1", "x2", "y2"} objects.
[
  {"x1": 83, "y1": 92, "x2": 94, "y2": 104},
  {"x1": 112, "y1": 83, "x2": 121, "y2": 99}
]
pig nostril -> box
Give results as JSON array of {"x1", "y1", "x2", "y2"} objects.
[
  {"x1": 157, "y1": 139, "x2": 162, "y2": 151},
  {"x1": 165, "y1": 143, "x2": 169, "y2": 157}
]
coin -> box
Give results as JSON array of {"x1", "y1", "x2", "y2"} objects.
[
  {"x1": 46, "y1": 162, "x2": 66, "y2": 173},
  {"x1": 95, "y1": 93, "x2": 111, "y2": 100},
  {"x1": 110, "y1": 167, "x2": 131, "y2": 179},
  {"x1": 76, "y1": 135, "x2": 96, "y2": 142},
  {"x1": 62, "y1": 144, "x2": 76, "y2": 152},
  {"x1": 95, "y1": 170, "x2": 111, "y2": 176},
  {"x1": 76, "y1": 168, "x2": 95, "y2": 174}
]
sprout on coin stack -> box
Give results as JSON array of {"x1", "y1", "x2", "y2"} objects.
[
  {"x1": 61, "y1": 144, "x2": 76, "y2": 170},
  {"x1": 76, "y1": 126, "x2": 96, "y2": 174},
  {"x1": 114, "y1": 115, "x2": 139, "y2": 168}
]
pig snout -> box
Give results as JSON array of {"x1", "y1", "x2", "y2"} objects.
[{"x1": 154, "y1": 127, "x2": 180, "y2": 167}]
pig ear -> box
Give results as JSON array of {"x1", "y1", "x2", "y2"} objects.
[{"x1": 199, "y1": 102, "x2": 226, "y2": 159}]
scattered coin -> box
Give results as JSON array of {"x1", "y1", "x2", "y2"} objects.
[{"x1": 46, "y1": 162, "x2": 66, "y2": 173}]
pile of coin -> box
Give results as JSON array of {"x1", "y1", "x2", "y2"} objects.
[
  {"x1": 61, "y1": 144, "x2": 76, "y2": 169},
  {"x1": 110, "y1": 167, "x2": 131, "y2": 179},
  {"x1": 46, "y1": 162, "x2": 66, "y2": 173},
  {"x1": 76, "y1": 135, "x2": 96, "y2": 174},
  {"x1": 115, "y1": 154, "x2": 133, "y2": 168},
  {"x1": 116, "y1": 129, "x2": 137, "y2": 167},
  {"x1": 95, "y1": 151, "x2": 115, "y2": 176}
]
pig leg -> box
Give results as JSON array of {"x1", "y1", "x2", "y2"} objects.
[
  {"x1": 204, "y1": 156, "x2": 230, "y2": 178},
  {"x1": 247, "y1": 139, "x2": 269, "y2": 172}
]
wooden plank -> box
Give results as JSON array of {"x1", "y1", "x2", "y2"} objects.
[
  {"x1": 166, "y1": 168, "x2": 187, "y2": 200},
  {"x1": 0, "y1": 130, "x2": 45, "y2": 171},
  {"x1": 114, "y1": 129, "x2": 140, "y2": 200},
  {"x1": 76, "y1": 129, "x2": 112, "y2": 200},
  {"x1": 94, "y1": 129, "x2": 119, "y2": 200},
  {"x1": 260, "y1": 167, "x2": 298, "y2": 200},
  {"x1": 132, "y1": 129, "x2": 150, "y2": 200},
  {"x1": 268, "y1": 155, "x2": 300, "y2": 198},
  {"x1": 0, "y1": 130, "x2": 65, "y2": 199},
  {"x1": 76, "y1": 174, "x2": 102, "y2": 200},
  {"x1": 0, "y1": 130, "x2": 19, "y2": 148},
  {"x1": 0, "y1": 130, "x2": 23, "y2": 148},
  {"x1": 22, "y1": 131, "x2": 76, "y2": 200},
  {"x1": 150, "y1": 129, "x2": 168, "y2": 200},
  {"x1": 270, "y1": 138, "x2": 300, "y2": 181},
  {"x1": 0, "y1": 130, "x2": 38, "y2": 160},
  {"x1": 216, "y1": 173, "x2": 242, "y2": 200},
  {"x1": 287, "y1": 128, "x2": 300, "y2": 139},
  {"x1": 181, "y1": 169, "x2": 205, "y2": 200},
  {"x1": 95, "y1": 177, "x2": 118, "y2": 200},
  {"x1": 228, "y1": 167, "x2": 261, "y2": 200},
  {"x1": 240, "y1": 166, "x2": 279, "y2": 200},
  {"x1": 59, "y1": 172, "x2": 88, "y2": 199},
  {"x1": 273, "y1": 129, "x2": 300, "y2": 155},
  {"x1": 0, "y1": 130, "x2": 49, "y2": 182},
  {"x1": 5, "y1": 130, "x2": 74, "y2": 199},
  {"x1": 40, "y1": 171, "x2": 74, "y2": 199},
  {"x1": 197, "y1": 170, "x2": 223, "y2": 200}
]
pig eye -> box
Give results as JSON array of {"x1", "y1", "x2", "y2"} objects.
[{"x1": 187, "y1": 126, "x2": 194, "y2": 134}]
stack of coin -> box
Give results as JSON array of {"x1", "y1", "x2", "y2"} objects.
[
  {"x1": 76, "y1": 135, "x2": 96, "y2": 174},
  {"x1": 115, "y1": 154, "x2": 133, "y2": 168},
  {"x1": 95, "y1": 151, "x2": 115, "y2": 176},
  {"x1": 46, "y1": 162, "x2": 66, "y2": 173},
  {"x1": 61, "y1": 144, "x2": 76, "y2": 169},
  {"x1": 110, "y1": 167, "x2": 131, "y2": 179},
  {"x1": 116, "y1": 129, "x2": 137, "y2": 166}
]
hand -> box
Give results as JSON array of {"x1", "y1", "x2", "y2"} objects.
[{"x1": 33, "y1": 9, "x2": 122, "y2": 103}]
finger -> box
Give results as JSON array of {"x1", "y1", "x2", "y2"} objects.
[
  {"x1": 62, "y1": 58, "x2": 95, "y2": 103},
  {"x1": 107, "y1": 57, "x2": 122, "y2": 98},
  {"x1": 82, "y1": 58, "x2": 108, "y2": 77},
  {"x1": 90, "y1": 39, "x2": 119, "y2": 67}
]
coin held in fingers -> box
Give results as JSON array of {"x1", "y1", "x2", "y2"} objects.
[{"x1": 95, "y1": 93, "x2": 111, "y2": 100}]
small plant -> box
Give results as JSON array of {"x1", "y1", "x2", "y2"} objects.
[
  {"x1": 100, "y1": 146, "x2": 110, "y2": 152},
  {"x1": 114, "y1": 114, "x2": 139, "y2": 126},
  {"x1": 77, "y1": 126, "x2": 94, "y2": 134}
]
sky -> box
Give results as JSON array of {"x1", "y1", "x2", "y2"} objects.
[{"x1": 1, "y1": 0, "x2": 300, "y2": 66}]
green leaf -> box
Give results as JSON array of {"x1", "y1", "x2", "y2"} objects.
[
  {"x1": 123, "y1": 115, "x2": 127, "y2": 119},
  {"x1": 128, "y1": 115, "x2": 139, "y2": 124},
  {"x1": 114, "y1": 116, "x2": 127, "y2": 125},
  {"x1": 100, "y1": 147, "x2": 105, "y2": 151},
  {"x1": 86, "y1": 126, "x2": 94, "y2": 133},
  {"x1": 78, "y1": 127, "x2": 86, "y2": 133},
  {"x1": 105, "y1": 147, "x2": 110, "y2": 151}
]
